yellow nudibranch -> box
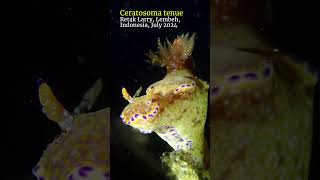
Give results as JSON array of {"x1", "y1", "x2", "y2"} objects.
[
  {"x1": 121, "y1": 33, "x2": 209, "y2": 179},
  {"x1": 34, "y1": 79, "x2": 109, "y2": 180}
]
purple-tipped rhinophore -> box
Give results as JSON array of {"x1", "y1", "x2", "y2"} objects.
[{"x1": 36, "y1": 78, "x2": 45, "y2": 86}]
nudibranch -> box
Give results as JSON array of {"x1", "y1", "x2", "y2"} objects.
[
  {"x1": 33, "y1": 79, "x2": 110, "y2": 180},
  {"x1": 120, "y1": 33, "x2": 209, "y2": 179},
  {"x1": 211, "y1": 0, "x2": 318, "y2": 179}
]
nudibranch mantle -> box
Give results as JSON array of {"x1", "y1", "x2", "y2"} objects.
[
  {"x1": 33, "y1": 79, "x2": 110, "y2": 180},
  {"x1": 121, "y1": 33, "x2": 209, "y2": 173}
]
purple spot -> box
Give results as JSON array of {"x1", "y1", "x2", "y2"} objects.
[
  {"x1": 186, "y1": 84, "x2": 191, "y2": 87},
  {"x1": 192, "y1": 82, "x2": 195, "y2": 86},
  {"x1": 104, "y1": 172, "x2": 110, "y2": 180},
  {"x1": 263, "y1": 67, "x2": 271, "y2": 77},
  {"x1": 80, "y1": 166, "x2": 93, "y2": 172},
  {"x1": 179, "y1": 138, "x2": 184, "y2": 142},
  {"x1": 134, "y1": 114, "x2": 139, "y2": 118},
  {"x1": 153, "y1": 110, "x2": 157, "y2": 114},
  {"x1": 228, "y1": 75, "x2": 240, "y2": 82},
  {"x1": 211, "y1": 87, "x2": 220, "y2": 95},
  {"x1": 170, "y1": 129, "x2": 175, "y2": 132},
  {"x1": 32, "y1": 165, "x2": 39, "y2": 174},
  {"x1": 131, "y1": 117, "x2": 134, "y2": 121},
  {"x1": 244, "y1": 72, "x2": 258, "y2": 79},
  {"x1": 181, "y1": 84, "x2": 186, "y2": 87},
  {"x1": 68, "y1": 174, "x2": 75, "y2": 180},
  {"x1": 148, "y1": 114, "x2": 154, "y2": 117},
  {"x1": 143, "y1": 116, "x2": 147, "y2": 119},
  {"x1": 128, "y1": 121, "x2": 131, "y2": 125},
  {"x1": 79, "y1": 170, "x2": 87, "y2": 177},
  {"x1": 176, "y1": 89, "x2": 179, "y2": 92}
]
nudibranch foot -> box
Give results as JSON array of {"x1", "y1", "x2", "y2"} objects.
[{"x1": 161, "y1": 151, "x2": 210, "y2": 180}]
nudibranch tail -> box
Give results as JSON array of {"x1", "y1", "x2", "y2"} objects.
[
  {"x1": 38, "y1": 79, "x2": 73, "y2": 131},
  {"x1": 147, "y1": 33, "x2": 196, "y2": 73}
]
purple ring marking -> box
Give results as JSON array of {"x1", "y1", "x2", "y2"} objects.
[
  {"x1": 134, "y1": 114, "x2": 139, "y2": 118},
  {"x1": 143, "y1": 116, "x2": 147, "y2": 119},
  {"x1": 181, "y1": 84, "x2": 185, "y2": 87}
]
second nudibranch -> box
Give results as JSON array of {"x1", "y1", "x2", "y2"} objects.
[{"x1": 120, "y1": 33, "x2": 209, "y2": 169}]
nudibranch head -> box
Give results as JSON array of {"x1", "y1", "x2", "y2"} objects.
[
  {"x1": 121, "y1": 88, "x2": 161, "y2": 133},
  {"x1": 147, "y1": 33, "x2": 196, "y2": 73}
]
